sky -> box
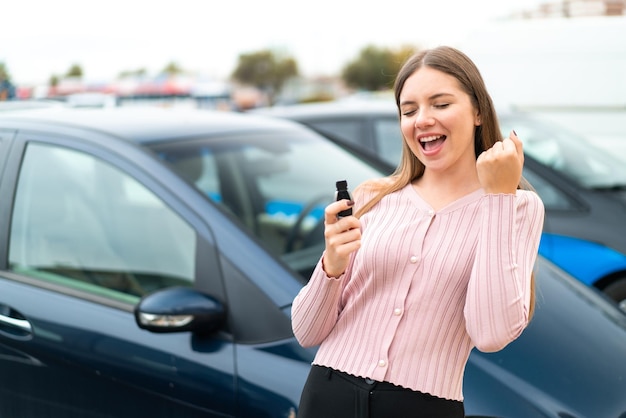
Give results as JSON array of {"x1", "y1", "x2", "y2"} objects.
[{"x1": 1, "y1": 0, "x2": 548, "y2": 85}]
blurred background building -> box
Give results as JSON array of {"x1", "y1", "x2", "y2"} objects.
[{"x1": 515, "y1": 0, "x2": 625, "y2": 17}]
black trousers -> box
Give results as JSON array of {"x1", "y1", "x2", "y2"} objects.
[{"x1": 298, "y1": 365, "x2": 464, "y2": 418}]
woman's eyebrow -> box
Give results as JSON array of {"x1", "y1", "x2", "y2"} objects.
[
  {"x1": 429, "y1": 92, "x2": 455, "y2": 100},
  {"x1": 400, "y1": 92, "x2": 456, "y2": 106}
]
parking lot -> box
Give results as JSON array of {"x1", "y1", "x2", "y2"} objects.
[{"x1": 1, "y1": 104, "x2": 626, "y2": 417}]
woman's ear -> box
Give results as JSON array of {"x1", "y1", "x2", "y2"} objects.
[{"x1": 474, "y1": 112, "x2": 482, "y2": 126}]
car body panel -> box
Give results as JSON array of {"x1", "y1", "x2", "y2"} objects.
[
  {"x1": 539, "y1": 233, "x2": 626, "y2": 286},
  {"x1": 0, "y1": 276, "x2": 237, "y2": 417},
  {"x1": 465, "y1": 259, "x2": 626, "y2": 417}
]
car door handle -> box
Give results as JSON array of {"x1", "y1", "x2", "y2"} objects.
[{"x1": 0, "y1": 311, "x2": 33, "y2": 333}]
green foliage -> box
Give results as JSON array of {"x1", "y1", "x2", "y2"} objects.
[
  {"x1": 66, "y1": 64, "x2": 83, "y2": 78},
  {"x1": 231, "y1": 49, "x2": 298, "y2": 103},
  {"x1": 341, "y1": 44, "x2": 418, "y2": 91},
  {"x1": 0, "y1": 62, "x2": 10, "y2": 81},
  {"x1": 161, "y1": 61, "x2": 183, "y2": 75}
]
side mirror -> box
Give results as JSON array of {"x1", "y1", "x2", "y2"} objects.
[{"x1": 134, "y1": 287, "x2": 226, "y2": 335}]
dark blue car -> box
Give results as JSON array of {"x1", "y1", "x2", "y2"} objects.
[{"x1": 1, "y1": 107, "x2": 625, "y2": 417}]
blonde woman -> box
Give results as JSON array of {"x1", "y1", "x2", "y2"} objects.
[{"x1": 291, "y1": 46, "x2": 545, "y2": 417}]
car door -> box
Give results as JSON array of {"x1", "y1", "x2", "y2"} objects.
[
  {"x1": 0, "y1": 130, "x2": 238, "y2": 418},
  {"x1": 0, "y1": 128, "x2": 14, "y2": 179}
]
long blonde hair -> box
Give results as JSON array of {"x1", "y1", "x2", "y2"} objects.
[{"x1": 355, "y1": 46, "x2": 536, "y2": 319}]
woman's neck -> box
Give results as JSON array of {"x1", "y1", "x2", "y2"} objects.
[{"x1": 413, "y1": 168, "x2": 481, "y2": 211}]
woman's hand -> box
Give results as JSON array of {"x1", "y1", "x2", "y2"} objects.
[
  {"x1": 476, "y1": 130, "x2": 524, "y2": 194},
  {"x1": 322, "y1": 199, "x2": 361, "y2": 278}
]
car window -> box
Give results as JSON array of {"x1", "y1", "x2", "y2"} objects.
[
  {"x1": 9, "y1": 143, "x2": 196, "y2": 304},
  {"x1": 500, "y1": 115, "x2": 626, "y2": 189},
  {"x1": 522, "y1": 167, "x2": 577, "y2": 210},
  {"x1": 373, "y1": 117, "x2": 402, "y2": 167},
  {"x1": 155, "y1": 130, "x2": 382, "y2": 271},
  {"x1": 307, "y1": 119, "x2": 362, "y2": 147}
]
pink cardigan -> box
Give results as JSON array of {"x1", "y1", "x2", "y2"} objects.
[{"x1": 291, "y1": 183, "x2": 545, "y2": 401}]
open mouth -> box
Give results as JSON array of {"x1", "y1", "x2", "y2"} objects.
[{"x1": 420, "y1": 135, "x2": 446, "y2": 151}]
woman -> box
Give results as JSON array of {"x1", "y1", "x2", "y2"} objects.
[{"x1": 291, "y1": 46, "x2": 545, "y2": 417}]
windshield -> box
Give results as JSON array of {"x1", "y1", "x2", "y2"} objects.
[
  {"x1": 499, "y1": 114, "x2": 626, "y2": 189},
  {"x1": 151, "y1": 128, "x2": 383, "y2": 278}
]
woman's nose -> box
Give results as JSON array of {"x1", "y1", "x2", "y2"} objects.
[{"x1": 414, "y1": 109, "x2": 435, "y2": 129}]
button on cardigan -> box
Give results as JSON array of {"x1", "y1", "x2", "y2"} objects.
[{"x1": 291, "y1": 183, "x2": 545, "y2": 401}]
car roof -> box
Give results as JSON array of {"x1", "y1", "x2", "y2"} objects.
[
  {"x1": 252, "y1": 99, "x2": 399, "y2": 119},
  {"x1": 255, "y1": 99, "x2": 530, "y2": 119},
  {"x1": 0, "y1": 99, "x2": 66, "y2": 112},
  {"x1": 0, "y1": 106, "x2": 306, "y2": 144}
]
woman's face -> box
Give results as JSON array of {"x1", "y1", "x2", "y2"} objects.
[{"x1": 398, "y1": 66, "x2": 480, "y2": 177}]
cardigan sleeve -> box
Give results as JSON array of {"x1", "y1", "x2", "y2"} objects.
[
  {"x1": 464, "y1": 190, "x2": 545, "y2": 352},
  {"x1": 290, "y1": 182, "x2": 373, "y2": 347},
  {"x1": 291, "y1": 257, "x2": 348, "y2": 347}
]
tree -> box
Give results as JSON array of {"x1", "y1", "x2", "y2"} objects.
[
  {"x1": 161, "y1": 61, "x2": 183, "y2": 75},
  {"x1": 0, "y1": 62, "x2": 11, "y2": 82},
  {"x1": 66, "y1": 64, "x2": 83, "y2": 79},
  {"x1": 49, "y1": 74, "x2": 59, "y2": 87},
  {"x1": 231, "y1": 49, "x2": 298, "y2": 105},
  {"x1": 341, "y1": 45, "x2": 417, "y2": 91}
]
